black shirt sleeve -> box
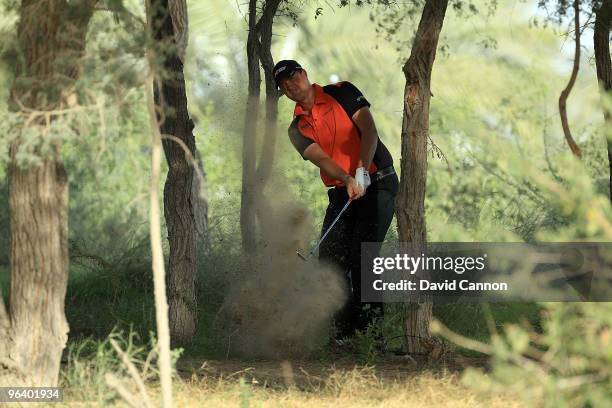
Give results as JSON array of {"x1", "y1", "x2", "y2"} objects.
[
  {"x1": 323, "y1": 81, "x2": 371, "y2": 118},
  {"x1": 324, "y1": 81, "x2": 393, "y2": 169},
  {"x1": 288, "y1": 116, "x2": 315, "y2": 160}
]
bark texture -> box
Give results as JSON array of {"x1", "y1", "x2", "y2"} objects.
[
  {"x1": 396, "y1": 0, "x2": 448, "y2": 354},
  {"x1": 150, "y1": 0, "x2": 199, "y2": 346},
  {"x1": 594, "y1": 0, "x2": 612, "y2": 200},
  {"x1": 6, "y1": 160, "x2": 69, "y2": 386},
  {"x1": 1, "y1": 0, "x2": 96, "y2": 386}
]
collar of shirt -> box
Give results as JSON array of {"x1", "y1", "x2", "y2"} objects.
[{"x1": 293, "y1": 83, "x2": 330, "y2": 118}]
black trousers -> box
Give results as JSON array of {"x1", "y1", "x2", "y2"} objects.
[{"x1": 319, "y1": 171, "x2": 399, "y2": 337}]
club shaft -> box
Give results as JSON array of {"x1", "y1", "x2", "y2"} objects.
[{"x1": 310, "y1": 199, "x2": 352, "y2": 256}]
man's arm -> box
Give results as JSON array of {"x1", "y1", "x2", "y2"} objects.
[
  {"x1": 303, "y1": 143, "x2": 364, "y2": 199},
  {"x1": 352, "y1": 106, "x2": 378, "y2": 169}
]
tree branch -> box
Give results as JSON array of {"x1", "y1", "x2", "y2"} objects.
[{"x1": 558, "y1": 0, "x2": 582, "y2": 157}]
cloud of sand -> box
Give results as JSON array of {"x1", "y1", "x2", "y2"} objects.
[{"x1": 217, "y1": 198, "x2": 348, "y2": 359}]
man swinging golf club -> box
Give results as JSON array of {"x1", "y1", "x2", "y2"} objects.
[{"x1": 274, "y1": 60, "x2": 399, "y2": 343}]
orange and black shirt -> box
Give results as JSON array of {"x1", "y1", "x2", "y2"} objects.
[{"x1": 288, "y1": 81, "x2": 393, "y2": 187}]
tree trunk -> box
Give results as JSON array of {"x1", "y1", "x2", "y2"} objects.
[
  {"x1": 396, "y1": 0, "x2": 448, "y2": 354},
  {"x1": 594, "y1": 0, "x2": 612, "y2": 200},
  {"x1": 5, "y1": 160, "x2": 69, "y2": 386},
  {"x1": 254, "y1": 0, "x2": 282, "y2": 185},
  {"x1": 240, "y1": 0, "x2": 261, "y2": 252},
  {"x1": 150, "y1": 0, "x2": 198, "y2": 346},
  {"x1": 253, "y1": 0, "x2": 282, "y2": 235},
  {"x1": 240, "y1": 0, "x2": 282, "y2": 252},
  {"x1": 0, "y1": 0, "x2": 96, "y2": 386}
]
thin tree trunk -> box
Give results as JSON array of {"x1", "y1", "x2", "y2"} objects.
[
  {"x1": 150, "y1": 0, "x2": 198, "y2": 346},
  {"x1": 558, "y1": 0, "x2": 582, "y2": 158},
  {"x1": 254, "y1": 0, "x2": 282, "y2": 185},
  {"x1": 240, "y1": 0, "x2": 261, "y2": 252},
  {"x1": 0, "y1": 0, "x2": 96, "y2": 386},
  {"x1": 253, "y1": 0, "x2": 282, "y2": 228},
  {"x1": 146, "y1": 74, "x2": 174, "y2": 408},
  {"x1": 594, "y1": 0, "x2": 612, "y2": 200},
  {"x1": 241, "y1": 0, "x2": 282, "y2": 252},
  {"x1": 396, "y1": 0, "x2": 448, "y2": 355}
]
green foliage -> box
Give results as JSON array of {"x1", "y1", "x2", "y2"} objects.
[
  {"x1": 67, "y1": 261, "x2": 157, "y2": 339},
  {"x1": 337, "y1": 0, "x2": 498, "y2": 55},
  {"x1": 0, "y1": 0, "x2": 148, "y2": 170},
  {"x1": 0, "y1": 112, "x2": 81, "y2": 168},
  {"x1": 347, "y1": 305, "x2": 403, "y2": 364},
  {"x1": 0, "y1": 266, "x2": 8, "y2": 302},
  {"x1": 62, "y1": 328, "x2": 182, "y2": 404},
  {"x1": 435, "y1": 303, "x2": 542, "y2": 355},
  {"x1": 327, "y1": 303, "x2": 542, "y2": 363},
  {"x1": 0, "y1": 181, "x2": 7, "y2": 265},
  {"x1": 238, "y1": 377, "x2": 254, "y2": 408},
  {"x1": 462, "y1": 302, "x2": 612, "y2": 407},
  {"x1": 534, "y1": 0, "x2": 600, "y2": 27}
]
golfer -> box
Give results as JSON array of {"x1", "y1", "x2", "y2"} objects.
[{"x1": 274, "y1": 60, "x2": 399, "y2": 342}]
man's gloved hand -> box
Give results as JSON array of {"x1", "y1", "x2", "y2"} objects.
[{"x1": 355, "y1": 167, "x2": 371, "y2": 192}]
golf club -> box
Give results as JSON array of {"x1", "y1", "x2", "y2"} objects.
[{"x1": 297, "y1": 198, "x2": 353, "y2": 262}]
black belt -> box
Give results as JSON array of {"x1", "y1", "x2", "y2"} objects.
[{"x1": 371, "y1": 166, "x2": 396, "y2": 183}]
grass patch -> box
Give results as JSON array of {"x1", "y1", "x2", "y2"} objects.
[
  {"x1": 66, "y1": 264, "x2": 157, "y2": 340},
  {"x1": 62, "y1": 363, "x2": 526, "y2": 407},
  {"x1": 65, "y1": 250, "x2": 232, "y2": 359}
]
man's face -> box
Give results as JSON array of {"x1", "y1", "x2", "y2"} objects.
[{"x1": 279, "y1": 69, "x2": 310, "y2": 102}]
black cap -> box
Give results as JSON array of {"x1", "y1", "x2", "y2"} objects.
[{"x1": 273, "y1": 60, "x2": 303, "y2": 88}]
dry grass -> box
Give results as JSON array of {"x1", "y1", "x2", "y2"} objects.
[
  {"x1": 62, "y1": 362, "x2": 525, "y2": 407},
  {"x1": 171, "y1": 370, "x2": 523, "y2": 408}
]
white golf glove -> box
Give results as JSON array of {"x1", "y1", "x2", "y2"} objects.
[{"x1": 355, "y1": 167, "x2": 371, "y2": 192}]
